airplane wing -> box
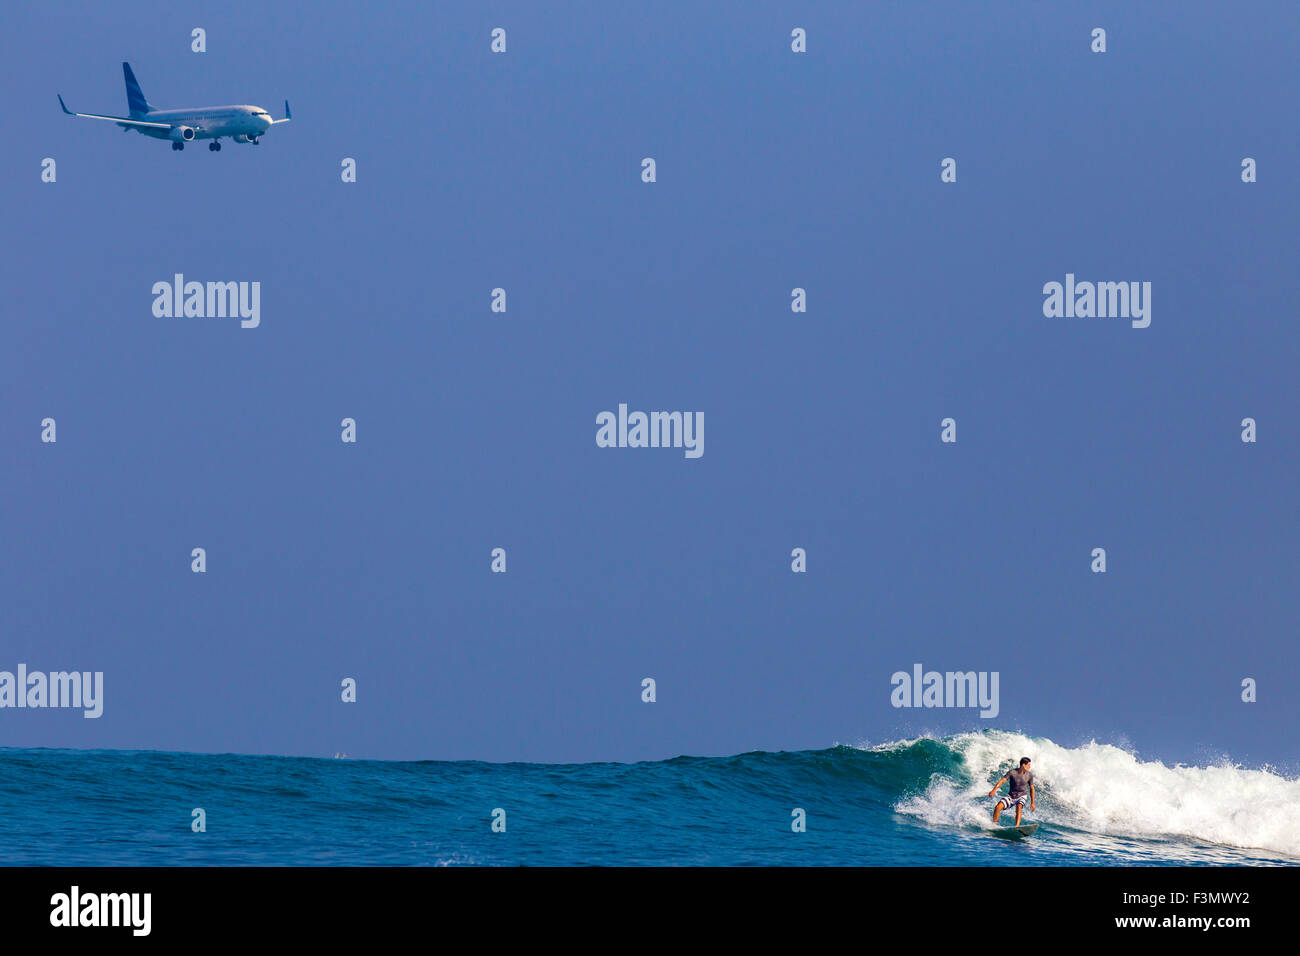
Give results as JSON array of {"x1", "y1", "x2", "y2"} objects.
[
  {"x1": 58, "y1": 94, "x2": 172, "y2": 129},
  {"x1": 271, "y1": 99, "x2": 292, "y2": 124}
]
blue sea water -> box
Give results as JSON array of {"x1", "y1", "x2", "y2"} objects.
[{"x1": 1, "y1": 731, "x2": 1295, "y2": 866}]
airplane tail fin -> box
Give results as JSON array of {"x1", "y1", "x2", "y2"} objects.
[{"x1": 122, "y1": 62, "x2": 153, "y2": 116}]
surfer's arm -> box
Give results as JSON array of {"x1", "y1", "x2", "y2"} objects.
[
  {"x1": 1029, "y1": 783, "x2": 1036, "y2": 810},
  {"x1": 988, "y1": 775, "x2": 1007, "y2": 797}
]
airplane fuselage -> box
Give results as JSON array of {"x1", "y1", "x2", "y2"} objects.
[{"x1": 130, "y1": 105, "x2": 274, "y2": 140}]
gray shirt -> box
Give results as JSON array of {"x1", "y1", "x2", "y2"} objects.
[{"x1": 1007, "y1": 768, "x2": 1034, "y2": 799}]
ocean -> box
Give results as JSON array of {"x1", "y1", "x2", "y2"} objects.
[{"x1": 2, "y1": 731, "x2": 1295, "y2": 866}]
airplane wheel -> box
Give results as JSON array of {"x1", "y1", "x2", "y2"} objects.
[
  {"x1": 209, "y1": 142, "x2": 219, "y2": 151},
  {"x1": 172, "y1": 142, "x2": 182, "y2": 151}
]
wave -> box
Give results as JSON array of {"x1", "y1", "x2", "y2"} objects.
[
  {"x1": 868, "y1": 730, "x2": 1300, "y2": 860},
  {"x1": 2, "y1": 735, "x2": 1295, "y2": 864}
]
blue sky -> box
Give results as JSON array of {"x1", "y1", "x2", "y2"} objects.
[{"x1": 2, "y1": 1, "x2": 1297, "y2": 767}]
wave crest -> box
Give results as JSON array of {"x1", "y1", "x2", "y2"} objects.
[{"x1": 873, "y1": 730, "x2": 1300, "y2": 860}]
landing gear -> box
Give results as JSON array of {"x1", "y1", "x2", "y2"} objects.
[
  {"x1": 171, "y1": 141, "x2": 184, "y2": 151},
  {"x1": 250, "y1": 136, "x2": 260, "y2": 145},
  {"x1": 209, "y1": 140, "x2": 221, "y2": 151}
]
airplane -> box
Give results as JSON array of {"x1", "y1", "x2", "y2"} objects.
[{"x1": 59, "y1": 62, "x2": 291, "y2": 151}]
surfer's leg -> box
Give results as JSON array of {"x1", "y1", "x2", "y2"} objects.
[
  {"x1": 1013, "y1": 802, "x2": 1023, "y2": 826},
  {"x1": 992, "y1": 800, "x2": 1004, "y2": 822}
]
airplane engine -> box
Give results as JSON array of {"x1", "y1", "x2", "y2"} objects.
[
  {"x1": 169, "y1": 126, "x2": 196, "y2": 142},
  {"x1": 232, "y1": 133, "x2": 253, "y2": 143}
]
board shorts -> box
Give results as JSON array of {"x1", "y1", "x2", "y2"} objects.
[{"x1": 998, "y1": 795, "x2": 1027, "y2": 809}]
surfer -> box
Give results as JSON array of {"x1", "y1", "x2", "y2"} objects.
[{"x1": 989, "y1": 757, "x2": 1035, "y2": 826}]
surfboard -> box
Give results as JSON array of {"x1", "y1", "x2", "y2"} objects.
[{"x1": 989, "y1": 823, "x2": 1038, "y2": 839}]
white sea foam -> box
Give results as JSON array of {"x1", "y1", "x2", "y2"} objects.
[{"x1": 879, "y1": 731, "x2": 1300, "y2": 860}]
